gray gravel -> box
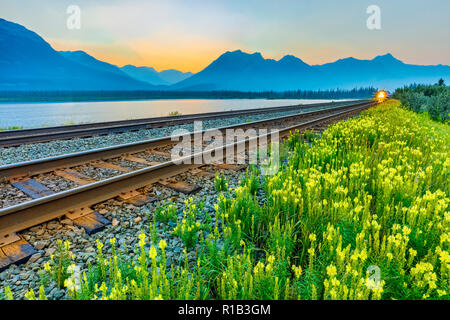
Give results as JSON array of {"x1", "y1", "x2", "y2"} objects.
[
  {"x1": 0, "y1": 182, "x2": 32, "y2": 209},
  {"x1": 108, "y1": 158, "x2": 148, "y2": 171},
  {"x1": 133, "y1": 151, "x2": 171, "y2": 163},
  {"x1": 74, "y1": 165, "x2": 122, "y2": 180},
  {"x1": 0, "y1": 106, "x2": 330, "y2": 166},
  {"x1": 34, "y1": 173, "x2": 78, "y2": 193}
]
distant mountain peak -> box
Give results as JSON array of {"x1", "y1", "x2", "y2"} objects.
[
  {"x1": 279, "y1": 54, "x2": 309, "y2": 66},
  {"x1": 120, "y1": 65, "x2": 192, "y2": 85},
  {"x1": 122, "y1": 64, "x2": 158, "y2": 73},
  {"x1": 373, "y1": 53, "x2": 403, "y2": 64},
  {"x1": 221, "y1": 50, "x2": 264, "y2": 59}
]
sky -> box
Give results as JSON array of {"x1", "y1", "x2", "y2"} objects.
[{"x1": 1, "y1": 0, "x2": 449, "y2": 73}]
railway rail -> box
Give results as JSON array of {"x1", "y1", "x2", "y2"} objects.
[
  {"x1": 0, "y1": 99, "x2": 369, "y2": 147},
  {"x1": 0, "y1": 100, "x2": 374, "y2": 271}
]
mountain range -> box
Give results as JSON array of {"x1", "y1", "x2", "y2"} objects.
[
  {"x1": 120, "y1": 65, "x2": 193, "y2": 86},
  {"x1": 1, "y1": 18, "x2": 449, "y2": 91}
]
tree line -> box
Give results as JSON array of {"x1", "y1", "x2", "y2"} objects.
[
  {"x1": 0, "y1": 87, "x2": 377, "y2": 103},
  {"x1": 393, "y1": 79, "x2": 449, "y2": 122}
]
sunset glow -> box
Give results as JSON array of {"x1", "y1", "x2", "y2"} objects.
[{"x1": 1, "y1": 0, "x2": 449, "y2": 72}]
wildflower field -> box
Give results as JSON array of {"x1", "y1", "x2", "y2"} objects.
[{"x1": 2, "y1": 99, "x2": 449, "y2": 300}]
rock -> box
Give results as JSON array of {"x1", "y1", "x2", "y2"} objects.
[
  {"x1": 98, "y1": 209, "x2": 108, "y2": 214},
  {"x1": 134, "y1": 217, "x2": 142, "y2": 223},
  {"x1": 73, "y1": 227, "x2": 84, "y2": 235},
  {"x1": 21, "y1": 273, "x2": 30, "y2": 280},
  {"x1": 28, "y1": 253, "x2": 42, "y2": 264},
  {"x1": 49, "y1": 287, "x2": 58, "y2": 298},
  {"x1": 112, "y1": 218, "x2": 119, "y2": 226},
  {"x1": 47, "y1": 222, "x2": 59, "y2": 230},
  {"x1": 29, "y1": 226, "x2": 41, "y2": 233},
  {"x1": 45, "y1": 248, "x2": 56, "y2": 256},
  {"x1": 34, "y1": 241, "x2": 47, "y2": 250},
  {"x1": 61, "y1": 219, "x2": 73, "y2": 226}
]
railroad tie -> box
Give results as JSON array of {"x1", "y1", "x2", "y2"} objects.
[
  {"x1": 149, "y1": 149, "x2": 173, "y2": 158},
  {"x1": 0, "y1": 179, "x2": 49, "y2": 270},
  {"x1": 0, "y1": 234, "x2": 37, "y2": 273},
  {"x1": 65, "y1": 207, "x2": 111, "y2": 236},
  {"x1": 53, "y1": 170, "x2": 97, "y2": 185},
  {"x1": 123, "y1": 154, "x2": 152, "y2": 165},
  {"x1": 117, "y1": 189, "x2": 156, "y2": 207},
  {"x1": 1, "y1": 180, "x2": 56, "y2": 270},
  {"x1": 11, "y1": 179, "x2": 54, "y2": 199},
  {"x1": 159, "y1": 179, "x2": 202, "y2": 195},
  {"x1": 189, "y1": 168, "x2": 215, "y2": 178},
  {"x1": 91, "y1": 160, "x2": 131, "y2": 173}
]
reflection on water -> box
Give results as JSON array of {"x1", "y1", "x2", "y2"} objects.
[{"x1": 0, "y1": 99, "x2": 351, "y2": 129}]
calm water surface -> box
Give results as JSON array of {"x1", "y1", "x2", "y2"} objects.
[{"x1": 0, "y1": 99, "x2": 351, "y2": 129}]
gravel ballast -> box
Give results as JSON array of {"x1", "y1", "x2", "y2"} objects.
[{"x1": 0, "y1": 106, "x2": 331, "y2": 166}]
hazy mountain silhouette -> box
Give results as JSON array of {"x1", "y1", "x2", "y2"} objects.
[
  {"x1": 59, "y1": 50, "x2": 125, "y2": 76},
  {"x1": 1, "y1": 18, "x2": 449, "y2": 92},
  {"x1": 173, "y1": 50, "x2": 450, "y2": 91},
  {"x1": 121, "y1": 65, "x2": 168, "y2": 85},
  {"x1": 0, "y1": 18, "x2": 154, "y2": 90},
  {"x1": 313, "y1": 53, "x2": 450, "y2": 90},
  {"x1": 171, "y1": 50, "x2": 322, "y2": 91},
  {"x1": 60, "y1": 52, "x2": 193, "y2": 86},
  {"x1": 120, "y1": 65, "x2": 192, "y2": 85},
  {"x1": 158, "y1": 69, "x2": 193, "y2": 84}
]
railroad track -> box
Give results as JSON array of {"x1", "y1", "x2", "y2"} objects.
[
  {"x1": 0, "y1": 99, "x2": 369, "y2": 147},
  {"x1": 0, "y1": 100, "x2": 374, "y2": 271}
]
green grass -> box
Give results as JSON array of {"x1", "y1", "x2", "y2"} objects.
[
  {"x1": 168, "y1": 111, "x2": 182, "y2": 116},
  {"x1": 0, "y1": 126, "x2": 23, "y2": 131}
]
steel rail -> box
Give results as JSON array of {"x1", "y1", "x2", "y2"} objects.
[
  {"x1": 0, "y1": 102, "x2": 373, "y2": 237},
  {"x1": 0, "y1": 100, "x2": 373, "y2": 181},
  {"x1": 0, "y1": 100, "x2": 369, "y2": 147}
]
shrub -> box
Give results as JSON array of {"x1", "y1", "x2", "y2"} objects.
[{"x1": 214, "y1": 171, "x2": 228, "y2": 192}]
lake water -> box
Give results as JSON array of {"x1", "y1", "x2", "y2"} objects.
[{"x1": 0, "y1": 99, "x2": 351, "y2": 129}]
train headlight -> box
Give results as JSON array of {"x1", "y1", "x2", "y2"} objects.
[{"x1": 375, "y1": 90, "x2": 387, "y2": 102}]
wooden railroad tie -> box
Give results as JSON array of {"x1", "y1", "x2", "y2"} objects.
[
  {"x1": 0, "y1": 179, "x2": 52, "y2": 270},
  {"x1": 123, "y1": 154, "x2": 152, "y2": 165},
  {"x1": 65, "y1": 207, "x2": 111, "y2": 235},
  {"x1": 11, "y1": 179, "x2": 54, "y2": 199},
  {"x1": 159, "y1": 179, "x2": 202, "y2": 195},
  {"x1": 149, "y1": 149, "x2": 173, "y2": 158},
  {"x1": 117, "y1": 190, "x2": 156, "y2": 207},
  {"x1": 0, "y1": 233, "x2": 37, "y2": 272},
  {"x1": 91, "y1": 160, "x2": 131, "y2": 173},
  {"x1": 189, "y1": 168, "x2": 215, "y2": 178},
  {"x1": 213, "y1": 163, "x2": 247, "y2": 171},
  {"x1": 54, "y1": 169, "x2": 97, "y2": 185}
]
